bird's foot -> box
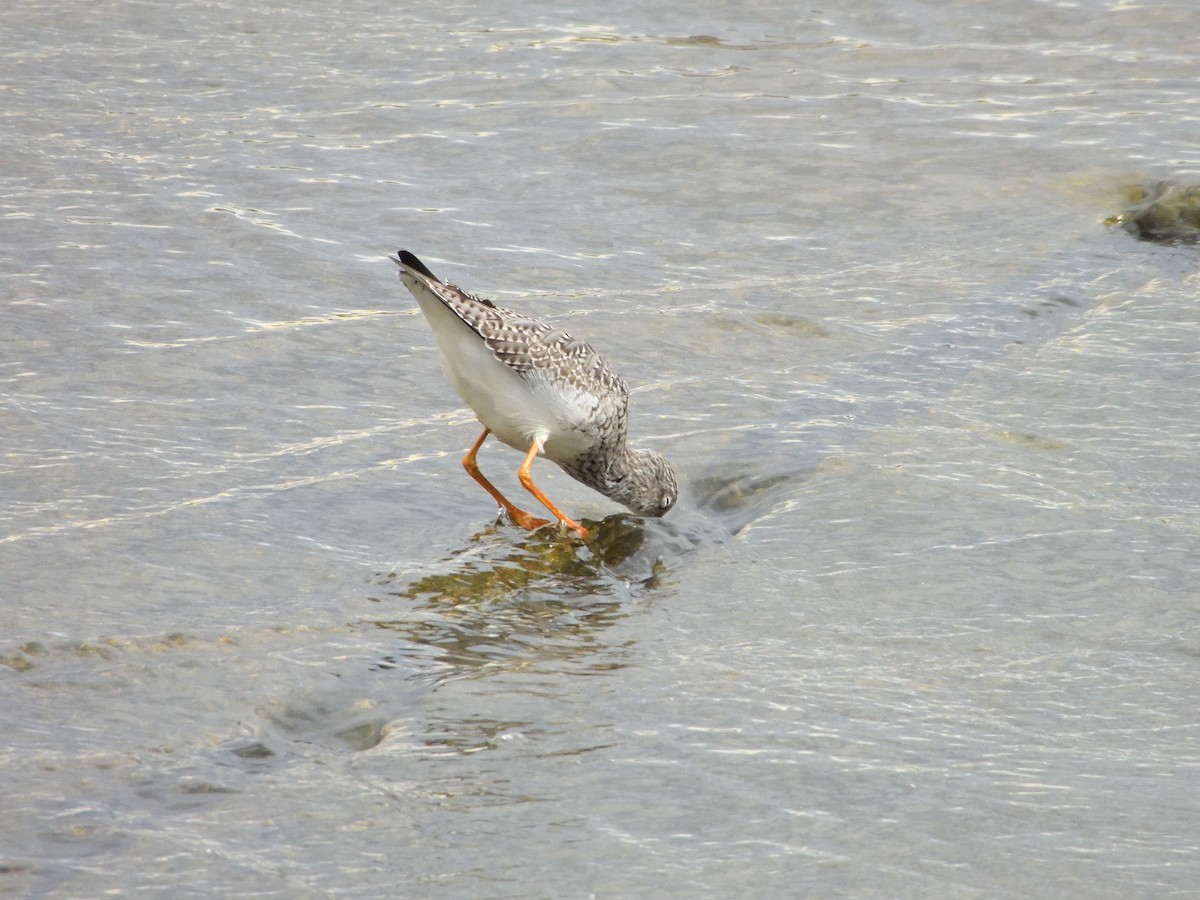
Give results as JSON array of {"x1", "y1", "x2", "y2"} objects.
[
  {"x1": 508, "y1": 509, "x2": 552, "y2": 531},
  {"x1": 561, "y1": 519, "x2": 590, "y2": 541},
  {"x1": 506, "y1": 509, "x2": 589, "y2": 541}
]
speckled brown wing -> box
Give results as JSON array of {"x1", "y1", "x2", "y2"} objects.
[{"x1": 425, "y1": 277, "x2": 630, "y2": 409}]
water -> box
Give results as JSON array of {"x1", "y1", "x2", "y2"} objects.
[{"x1": 3, "y1": 0, "x2": 1199, "y2": 896}]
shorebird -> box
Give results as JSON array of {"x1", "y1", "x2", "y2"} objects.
[{"x1": 393, "y1": 250, "x2": 677, "y2": 539}]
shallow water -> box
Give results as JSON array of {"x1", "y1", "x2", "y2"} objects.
[{"x1": 3, "y1": 0, "x2": 1199, "y2": 896}]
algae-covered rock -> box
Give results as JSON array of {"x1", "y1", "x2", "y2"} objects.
[{"x1": 1108, "y1": 180, "x2": 1200, "y2": 244}]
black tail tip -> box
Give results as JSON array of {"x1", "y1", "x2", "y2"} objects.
[{"x1": 396, "y1": 249, "x2": 439, "y2": 281}]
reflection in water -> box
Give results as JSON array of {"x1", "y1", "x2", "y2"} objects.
[
  {"x1": 363, "y1": 460, "x2": 801, "y2": 682},
  {"x1": 369, "y1": 515, "x2": 668, "y2": 683},
  {"x1": 1107, "y1": 179, "x2": 1200, "y2": 244}
]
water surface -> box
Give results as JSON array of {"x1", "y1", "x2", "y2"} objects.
[{"x1": 3, "y1": 0, "x2": 1199, "y2": 896}]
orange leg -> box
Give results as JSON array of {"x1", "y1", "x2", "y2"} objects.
[
  {"x1": 518, "y1": 441, "x2": 589, "y2": 540},
  {"x1": 462, "y1": 428, "x2": 550, "y2": 530}
]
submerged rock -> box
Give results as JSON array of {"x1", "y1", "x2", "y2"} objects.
[{"x1": 1108, "y1": 180, "x2": 1200, "y2": 244}]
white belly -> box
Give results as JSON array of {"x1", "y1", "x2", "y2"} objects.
[{"x1": 428, "y1": 305, "x2": 595, "y2": 462}]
